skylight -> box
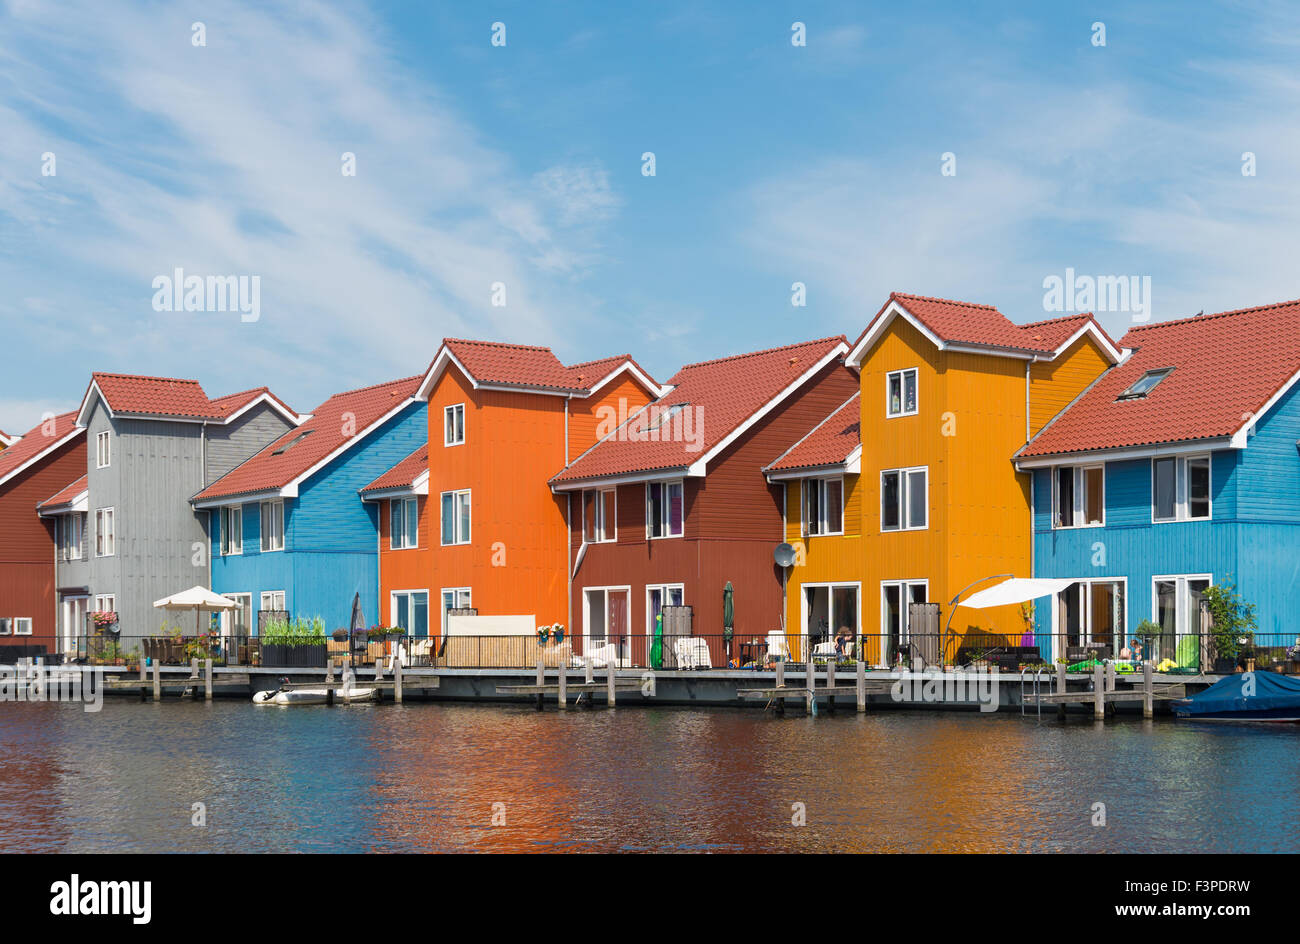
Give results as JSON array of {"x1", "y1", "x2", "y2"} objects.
[
  {"x1": 1117, "y1": 368, "x2": 1172, "y2": 400},
  {"x1": 272, "y1": 429, "x2": 315, "y2": 454},
  {"x1": 643, "y1": 403, "x2": 687, "y2": 431}
]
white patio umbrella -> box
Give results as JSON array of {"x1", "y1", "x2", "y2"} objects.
[{"x1": 152, "y1": 585, "x2": 242, "y2": 636}]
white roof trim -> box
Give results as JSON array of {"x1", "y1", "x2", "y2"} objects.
[
  {"x1": 359, "y1": 469, "x2": 430, "y2": 501},
  {"x1": 581, "y1": 360, "x2": 664, "y2": 399},
  {"x1": 0, "y1": 427, "x2": 85, "y2": 490},
  {"x1": 1231, "y1": 365, "x2": 1300, "y2": 448},
  {"x1": 1049, "y1": 319, "x2": 1122, "y2": 364},
  {"x1": 191, "y1": 487, "x2": 286, "y2": 510},
  {"x1": 1014, "y1": 436, "x2": 1234, "y2": 469},
  {"x1": 762, "y1": 391, "x2": 860, "y2": 475},
  {"x1": 847, "y1": 301, "x2": 941, "y2": 367},
  {"x1": 38, "y1": 488, "x2": 89, "y2": 516},
  {"x1": 416, "y1": 345, "x2": 587, "y2": 400},
  {"x1": 219, "y1": 391, "x2": 303, "y2": 427},
  {"x1": 75, "y1": 378, "x2": 299, "y2": 428},
  {"x1": 551, "y1": 467, "x2": 695, "y2": 493},
  {"x1": 0, "y1": 431, "x2": 14, "y2": 448}
]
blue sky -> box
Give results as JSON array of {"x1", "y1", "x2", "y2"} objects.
[{"x1": 1, "y1": 0, "x2": 1298, "y2": 431}]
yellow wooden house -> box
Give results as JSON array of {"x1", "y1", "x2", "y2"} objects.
[{"x1": 766, "y1": 293, "x2": 1120, "y2": 665}]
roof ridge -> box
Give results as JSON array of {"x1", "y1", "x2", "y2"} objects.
[
  {"x1": 566, "y1": 353, "x2": 631, "y2": 370},
  {"x1": 678, "y1": 335, "x2": 846, "y2": 371},
  {"x1": 1127, "y1": 298, "x2": 1300, "y2": 332},
  {"x1": 1017, "y1": 312, "x2": 1093, "y2": 328},
  {"x1": 91, "y1": 371, "x2": 203, "y2": 384},
  {"x1": 893, "y1": 291, "x2": 998, "y2": 311},
  {"x1": 318, "y1": 375, "x2": 422, "y2": 401},
  {"x1": 763, "y1": 390, "x2": 860, "y2": 472},
  {"x1": 445, "y1": 337, "x2": 554, "y2": 353}
]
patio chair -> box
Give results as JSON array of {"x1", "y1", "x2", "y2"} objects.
[
  {"x1": 673, "y1": 637, "x2": 712, "y2": 670},
  {"x1": 765, "y1": 631, "x2": 790, "y2": 662},
  {"x1": 573, "y1": 643, "x2": 619, "y2": 669}
]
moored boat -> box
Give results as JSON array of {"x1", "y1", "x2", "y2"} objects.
[{"x1": 1172, "y1": 672, "x2": 1300, "y2": 723}]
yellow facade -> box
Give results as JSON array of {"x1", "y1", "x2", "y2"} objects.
[{"x1": 782, "y1": 317, "x2": 1111, "y2": 664}]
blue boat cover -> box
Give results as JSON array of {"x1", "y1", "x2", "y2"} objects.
[{"x1": 1174, "y1": 671, "x2": 1300, "y2": 717}]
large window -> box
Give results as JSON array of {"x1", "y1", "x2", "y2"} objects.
[
  {"x1": 220, "y1": 506, "x2": 243, "y2": 555},
  {"x1": 95, "y1": 430, "x2": 111, "y2": 468},
  {"x1": 1152, "y1": 575, "x2": 1211, "y2": 666},
  {"x1": 1053, "y1": 465, "x2": 1104, "y2": 528},
  {"x1": 225, "y1": 593, "x2": 252, "y2": 637},
  {"x1": 886, "y1": 368, "x2": 919, "y2": 417},
  {"x1": 1152, "y1": 455, "x2": 1210, "y2": 522},
  {"x1": 441, "y1": 490, "x2": 471, "y2": 545},
  {"x1": 95, "y1": 507, "x2": 115, "y2": 556},
  {"x1": 880, "y1": 467, "x2": 927, "y2": 531},
  {"x1": 441, "y1": 588, "x2": 472, "y2": 633},
  {"x1": 646, "y1": 481, "x2": 684, "y2": 538},
  {"x1": 391, "y1": 498, "x2": 419, "y2": 549},
  {"x1": 444, "y1": 404, "x2": 465, "y2": 446},
  {"x1": 61, "y1": 513, "x2": 85, "y2": 561},
  {"x1": 1055, "y1": 579, "x2": 1125, "y2": 652},
  {"x1": 392, "y1": 591, "x2": 429, "y2": 637},
  {"x1": 803, "y1": 477, "x2": 844, "y2": 536},
  {"x1": 880, "y1": 580, "x2": 926, "y2": 651},
  {"x1": 260, "y1": 500, "x2": 285, "y2": 551},
  {"x1": 583, "y1": 488, "x2": 616, "y2": 543}
]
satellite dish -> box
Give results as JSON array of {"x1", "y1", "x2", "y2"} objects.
[{"x1": 773, "y1": 542, "x2": 797, "y2": 568}]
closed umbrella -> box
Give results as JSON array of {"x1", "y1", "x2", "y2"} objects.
[
  {"x1": 723, "y1": 581, "x2": 734, "y2": 664},
  {"x1": 349, "y1": 591, "x2": 366, "y2": 668}
]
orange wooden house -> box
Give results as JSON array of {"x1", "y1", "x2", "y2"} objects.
[{"x1": 382, "y1": 339, "x2": 660, "y2": 640}]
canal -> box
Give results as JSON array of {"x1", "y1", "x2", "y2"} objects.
[{"x1": 0, "y1": 700, "x2": 1293, "y2": 852}]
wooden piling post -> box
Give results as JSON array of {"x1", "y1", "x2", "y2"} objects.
[
  {"x1": 775, "y1": 659, "x2": 784, "y2": 688},
  {"x1": 393, "y1": 659, "x2": 403, "y2": 704},
  {"x1": 805, "y1": 659, "x2": 815, "y2": 715},
  {"x1": 607, "y1": 662, "x2": 616, "y2": 707},
  {"x1": 536, "y1": 659, "x2": 545, "y2": 710},
  {"x1": 1093, "y1": 661, "x2": 1105, "y2": 721},
  {"x1": 327, "y1": 661, "x2": 336, "y2": 684},
  {"x1": 1143, "y1": 659, "x2": 1154, "y2": 719},
  {"x1": 826, "y1": 660, "x2": 836, "y2": 712},
  {"x1": 558, "y1": 665, "x2": 567, "y2": 709},
  {"x1": 1104, "y1": 661, "x2": 1116, "y2": 718},
  {"x1": 856, "y1": 659, "x2": 866, "y2": 712},
  {"x1": 152, "y1": 661, "x2": 161, "y2": 702},
  {"x1": 585, "y1": 659, "x2": 594, "y2": 685},
  {"x1": 1057, "y1": 660, "x2": 1067, "y2": 720},
  {"x1": 204, "y1": 659, "x2": 213, "y2": 701}
]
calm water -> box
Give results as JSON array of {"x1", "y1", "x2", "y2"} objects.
[{"x1": 0, "y1": 699, "x2": 1295, "y2": 853}]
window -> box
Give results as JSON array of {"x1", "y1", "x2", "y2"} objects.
[
  {"x1": 392, "y1": 591, "x2": 429, "y2": 637},
  {"x1": 62, "y1": 513, "x2": 85, "y2": 561},
  {"x1": 1055, "y1": 579, "x2": 1126, "y2": 651},
  {"x1": 226, "y1": 593, "x2": 252, "y2": 637},
  {"x1": 95, "y1": 507, "x2": 115, "y2": 556},
  {"x1": 440, "y1": 490, "x2": 471, "y2": 545},
  {"x1": 12, "y1": 618, "x2": 31, "y2": 636},
  {"x1": 1118, "y1": 368, "x2": 1173, "y2": 400},
  {"x1": 95, "y1": 430, "x2": 111, "y2": 468},
  {"x1": 0, "y1": 619, "x2": 8, "y2": 635},
  {"x1": 259, "y1": 590, "x2": 286, "y2": 612},
  {"x1": 272, "y1": 430, "x2": 314, "y2": 455},
  {"x1": 220, "y1": 506, "x2": 243, "y2": 555},
  {"x1": 260, "y1": 500, "x2": 285, "y2": 551},
  {"x1": 441, "y1": 588, "x2": 472, "y2": 634},
  {"x1": 1053, "y1": 465, "x2": 1104, "y2": 528},
  {"x1": 803, "y1": 477, "x2": 844, "y2": 536},
  {"x1": 886, "y1": 368, "x2": 919, "y2": 417},
  {"x1": 444, "y1": 404, "x2": 465, "y2": 446},
  {"x1": 880, "y1": 467, "x2": 927, "y2": 531},
  {"x1": 583, "y1": 489, "x2": 616, "y2": 543},
  {"x1": 390, "y1": 498, "x2": 419, "y2": 549},
  {"x1": 646, "y1": 480, "x2": 684, "y2": 538},
  {"x1": 880, "y1": 581, "x2": 926, "y2": 659},
  {"x1": 94, "y1": 594, "x2": 115, "y2": 613},
  {"x1": 1152, "y1": 575, "x2": 1211, "y2": 665},
  {"x1": 1152, "y1": 456, "x2": 1211, "y2": 522},
  {"x1": 647, "y1": 584, "x2": 685, "y2": 639}
]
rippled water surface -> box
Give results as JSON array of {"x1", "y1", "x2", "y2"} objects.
[{"x1": 0, "y1": 700, "x2": 1295, "y2": 852}]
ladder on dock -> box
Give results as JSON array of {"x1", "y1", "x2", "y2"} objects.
[{"x1": 1023, "y1": 660, "x2": 1187, "y2": 720}]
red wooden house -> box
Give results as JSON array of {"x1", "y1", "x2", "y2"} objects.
[
  {"x1": 0, "y1": 412, "x2": 86, "y2": 659},
  {"x1": 549, "y1": 336, "x2": 858, "y2": 667}
]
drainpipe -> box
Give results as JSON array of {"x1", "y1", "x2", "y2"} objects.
[{"x1": 564, "y1": 395, "x2": 572, "y2": 637}]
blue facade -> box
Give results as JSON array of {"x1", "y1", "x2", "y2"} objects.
[
  {"x1": 209, "y1": 403, "x2": 427, "y2": 633},
  {"x1": 1030, "y1": 379, "x2": 1300, "y2": 651}
]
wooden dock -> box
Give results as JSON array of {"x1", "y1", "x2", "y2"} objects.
[
  {"x1": 1023, "y1": 661, "x2": 1188, "y2": 720},
  {"x1": 496, "y1": 660, "x2": 640, "y2": 709},
  {"x1": 737, "y1": 659, "x2": 893, "y2": 714}
]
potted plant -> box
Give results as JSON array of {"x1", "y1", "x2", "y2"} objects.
[
  {"x1": 1203, "y1": 579, "x2": 1257, "y2": 674},
  {"x1": 262, "y1": 616, "x2": 329, "y2": 668}
]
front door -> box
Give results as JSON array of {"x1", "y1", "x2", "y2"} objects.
[
  {"x1": 62, "y1": 596, "x2": 88, "y2": 658},
  {"x1": 584, "y1": 587, "x2": 630, "y2": 664}
]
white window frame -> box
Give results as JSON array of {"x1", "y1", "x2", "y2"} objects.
[
  {"x1": 879, "y1": 579, "x2": 928, "y2": 645},
  {"x1": 220, "y1": 506, "x2": 243, "y2": 555},
  {"x1": 94, "y1": 594, "x2": 116, "y2": 614},
  {"x1": 0, "y1": 619, "x2": 9, "y2": 635},
  {"x1": 440, "y1": 490, "x2": 471, "y2": 546},
  {"x1": 95, "y1": 430, "x2": 111, "y2": 468},
  {"x1": 880, "y1": 467, "x2": 928, "y2": 532},
  {"x1": 645, "y1": 583, "x2": 686, "y2": 641},
  {"x1": 223, "y1": 593, "x2": 252, "y2": 637},
  {"x1": 1151, "y1": 455, "x2": 1211, "y2": 523},
  {"x1": 646, "y1": 480, "x2": 685, "y2": 539},
  {"x1": 802, "y1": 476, "x2": 844, "y2": 537},
  {"x1": 95, "y1": 507, "x2": 115, "y2": 557},
  {"x1": 63, "y1": 513, "x2": 84, "y2": 561},
  {"x1": 1052, "y1": 464, "x2": 1106, "y2": 529},
  {"x1": 1049, "y1": 577, "x2": 1128, "y2": 657},
  {"x1": 12, "y1": 617, "x2": 32, "y2": 636},
  {"x1": 391, "y1": 497, "x2": 419, "y2": 550},
  {"x1": 800, "y1": 581, "x2": 863, "y2": 641},
  {"x1": 444, "y1": 403, "x2": 466, "y2": 447},
  {"x1": 1151, "y1": 574, "x2": 1214, "y2": 639},
  {"x1": 390, "y1": 589, "x2": 431, "y2": 636},
  {"x1": 440, "y1": 587, "x2": 472, "y2": 634},
  {"x1": 885, "y1": 367, "x2": 919, "y2": 418},
  {"x1": 260, "y1": 500, "x2": 285, "y2": 551},
  {"x1": 260, "y1": 590, "x2": 286, "y2": 612},
  {"x1": 583, "y1": 488, "x2": 617, "y2": 544}
]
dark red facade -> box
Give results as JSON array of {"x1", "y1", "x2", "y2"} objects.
[
  {"x1": 0, "y1": 434, "x2": 86, "y2": 657},
  {"x1": 566, "y1": 359, "x2": 858, "y2": 666}
]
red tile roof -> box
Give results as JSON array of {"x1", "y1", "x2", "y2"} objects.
[
  {"x1": 765, "y1": 393, "x2": 860, "y2": 472},
  {"x1": 552, "y1": 336, "x2": 848, "y2": 484},
  {"x1": 0, "y1": 430, "x2": 12, "y2": 446},
  {"x1": 0, "y1": 411, "x2": 82, "y2": 487},
  {"x1": 428, "y1": 339, "x2": 659, "y2": 396},
  {"x1": 360, "y1": 444, "x2": 429, "y2": 495},
  {"x1": 852, "y1": 292, "x2": 1117, "y2": 357},
  {"x1": 194, "y1": 376, "x2": 422, "y2": 502},
  {"x1": 38, "y1": 474, "x2": 88, "y2": 511},
  {"x1": 90, "y1": 372, "x2": 223, "y2": 419},
  {"x1": 1019, "y1": 299, "x2": 1300, "y2": 458},
  {"x1": 207, "y1": 387, "x2": 297, "y2": 422}
]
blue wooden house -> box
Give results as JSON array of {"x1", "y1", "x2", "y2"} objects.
[
  {"x1": 1015, "y1": 299, "x2": 1300, "y2": 665},
  {"x1": 192, "y1": 376, "x2": 427, "y2": 636}
]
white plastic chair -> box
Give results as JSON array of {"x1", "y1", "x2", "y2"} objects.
[
  {"x1": 673, "y1": 638, "x2": 712, "y2": 670},
  {"x1": 765, "y1": 631, "x2": 790, "y2": 662}
]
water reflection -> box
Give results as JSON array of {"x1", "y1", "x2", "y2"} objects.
[{"x1": 0, "y1": 701, "x2": 1294, "y2": 852}]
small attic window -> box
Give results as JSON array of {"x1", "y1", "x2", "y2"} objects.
[
  {"x1": 644, "y1": 403, "x2": 687, "y2": 431},
  {"x1": 272, "y1": 429, "x2": 315, "y2": 454},
  {"x1": 1117, "y1": 368, "x2": 1172, "y2": 400}
]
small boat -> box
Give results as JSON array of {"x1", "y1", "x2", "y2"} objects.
[
  {"x1": 253, "y1": 675, "x2": 378, "y2": 706},
  {"x1": 1172, "y1": 671, "x2": 1300, "y2": 723}
]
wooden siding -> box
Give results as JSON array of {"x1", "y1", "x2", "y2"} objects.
[
  {"x1": 0, "y1": 435, "x2": 86, "y2": 649},
  {"x1": 204, "y1": 403, "x2": 296, "y2": 485},
  {"x1": 376, "y1": 494, "x2": 434, "y2": 631},
  {"x1": 1028, "y1": 335, "x2": 1112, "y2": 436},
  {"x1": 567, "y1": 374, "x2": 654, "y2": 463}
]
